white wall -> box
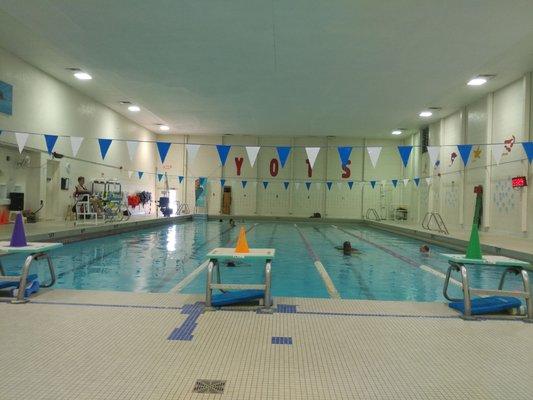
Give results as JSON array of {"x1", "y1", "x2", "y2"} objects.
[
  {"x1": 412, "y1": 76, "x2": 532, "y2": 239},
  {"x1": 0, "y1": 47, "x2": 156, "y2": 218},
  {"x1": 155, "y1": 133, "x2": 407, "y2": 219}
]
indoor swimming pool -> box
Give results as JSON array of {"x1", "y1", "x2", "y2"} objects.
[{"x1": 1, "y1": 219, "x2": 528, "y2": 301}]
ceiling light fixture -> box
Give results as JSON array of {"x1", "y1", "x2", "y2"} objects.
[
  {"x1": 159, "y1": 125, "x2": 170, "y2": 131},
  {"x1": 391, "y1": 130, "x2": 402, "y2": 136},
  {"x1": 419, "y1": 111, "x2": 432, "y2": 118},
  {"x1": 73, "y1": 71, "x2": 92, "y2": 80},
  {"x1": 128, "y1": 105, "x2": 140, "y2": 112},
  {"x1": 467, "y1": 77, "x2": 488, "y2": 86}
]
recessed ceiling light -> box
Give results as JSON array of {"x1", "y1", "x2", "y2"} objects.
[
  {"x1": 467, "y1": 77, "x2": 488, "y2": 86},
  {"x1": 391, "y1": 130, "x2": 402, "y2": 136},
  {"x1": 159, "y1": 125, "x2": 170, "y2": 131},
  {"x1": 74, "y1": 72, "x2": 92, "y2": 80},
  {"x1": 128, "y1": 105, "x2": 140, "y2": 112},
  {"x1": 419, "y1": 111, "x2": 432, "y2": 118}
]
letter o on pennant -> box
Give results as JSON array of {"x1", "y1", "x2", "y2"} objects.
[{"x1": 270, "y1": 158, "x2": 279, "y2": 177}]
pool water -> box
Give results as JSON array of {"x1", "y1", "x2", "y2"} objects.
[{"x1": 1, "y1": 220, "x2": 529, "y2": 302}]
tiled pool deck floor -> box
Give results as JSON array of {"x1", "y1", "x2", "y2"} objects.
[{"x1": 1, "y1": 290, "x2": 531, "y2": 400}]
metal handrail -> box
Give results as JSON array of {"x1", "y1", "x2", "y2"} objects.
[
  {"x1": 421, "y1": 212, "x2": 449, "y2": 235},
  {"x1": 365, "y1": 208, "x2": 382, "y2": 221},
  {"x1": 206, "y1": 258, "x2": 272, "y2": 309},
  {"x1": 176, "y1": 201, "x2": 190, "y2": 215},
  {"x1": 444, "y1": 262, "x2": 532, "y2": 320}
]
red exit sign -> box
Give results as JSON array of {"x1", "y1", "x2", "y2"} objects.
[{"x1": 512, "y1": 176, "x2": 527, "y2": 188}]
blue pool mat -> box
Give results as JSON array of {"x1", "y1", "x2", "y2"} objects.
[
  {"x1": 0, "y1": 274, "x2": 38, "y2": 290},
  {"x1": 211, "y1": 290, "x2": 264, "y2": 307},
  {"x1": 448, "y1": 296, "x2": 521, "y2": 315}
]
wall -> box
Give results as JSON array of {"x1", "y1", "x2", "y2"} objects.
[
  {"x1": 412, "y1": 76, "x2": 532, "y2": 239},
  {"x1": 0, "y1": 47, "x2": 156, "y2": 218},
  {"x1": 155, "y1": 133, "x2": 406, "y2": 219},
  {"x1": 157, "y1": 74, "x2": 533, "y2": 241}
]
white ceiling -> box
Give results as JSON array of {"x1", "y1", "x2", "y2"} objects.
[{"x1": 2, "y1": 0, "x2": 533, "y2": 138}]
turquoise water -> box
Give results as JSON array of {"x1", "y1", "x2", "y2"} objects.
[{"x1": 1, "y1": 220, "x2": 529, "y2": 301}]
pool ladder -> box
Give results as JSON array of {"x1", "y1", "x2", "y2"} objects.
[
  {"x1": 421, "y1": 212, "x2": 449, "y2": 235},
  {"x1": 365, "y1": 208, "x2": 382, "y2": 221}
]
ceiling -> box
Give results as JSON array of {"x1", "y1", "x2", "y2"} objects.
[{"x1": 2, "y1": 0, "x2": 533, "y2": 138}]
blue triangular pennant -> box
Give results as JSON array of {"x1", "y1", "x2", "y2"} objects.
[
  {"x1": 347, "y1": 181, "x2": 354, "y2": 190},
  {"x1": 216, "y1": 144, "x2": 231, "y2": 166},
  {"x1": 523, "y1": 142, "x2": 533, "y2": 163},
  {"x1": 276, "y1": 146, "x2": 291, "y2": 168},
  {"x1": 138, "y1": 171, "x2": 144, "y2": 179},
  {"x1": 157, "y1": 173, "x2": 163, "y2": 181},
  {"x1": 337, "y1": 147, "x2": 352, "y2": 166},
  {"x1": 391, "y1": 179, "x2": 398, "y2": 188},
  {"x1": 370, "y1": 180, "x2": 376, "y2": 188},
  {"x1": 305, "y1": 182, "x2": 311, "y2": 190},
  {"x1": 44, "y1": 134, "x2": 58, "y2": 154},
  {"x1": 178, "y1": 176, "x2": 184, "y2": 183},
  {"x1": 414, "y1": 178, "x2": 420, "y2": 187},
  {"x1": 98, "y1": 138, "x2": 112, "y2": 159},
  {"x1": 220, "y1": 179, "x2": 226, "y2": 186},
  {"x1": 326, "y1": 181, "x2": 333, "y2": 190},
  {"x1": 262, "y1": 181, "x2": 269, "y2": 189},
  {"x1": 199, "y1": 177, "x2": 207, "y2": 186},
  {"x1": 156, "y1": 141, "x2": 171, "y2": 163},
  {"x1": 241, "y1": 180, "x2": 248, "y2": 188},
  {"x1": 457, "y1": 144, "x2": 473, "y2": 165},
  {"x1": 283, "y1": 181, "x2": 290, "y2": 190},
  {"x1": 397, "y1": 146, "x2": 413, "y2": 167}
]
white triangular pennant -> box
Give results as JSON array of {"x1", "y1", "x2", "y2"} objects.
[
  {"x1": 305, "y1": 147, "x2": 320, "y2": 169},
  {"x1": 70, "y1": 136, "x2": 84, "y2": 157},
  {"x1": 367, "y1": 147, "x2": 382, "y2": 168},
  {"x1": 336, "y1": 182, "x2": 342, "y2": 189},
  {"x1": 295, "y1": 182, "x2": 301, "y2": 190},
  {"x1": 186, "y1": 144, "x2": 200, "y2": 162},
  {"x1": 491, "y1": 144, "x2": 506, "y2": 165},
  {"x1": 14, "y1": 132, "x2": 29, "y2": 153},
  {"x1": 127, "y1": 170, "x2": 133, "y2": 179},
  {"x1": 425, "y1": 177, "x2": 432, "y2": 186},
  {"x1": 126, "y1": 141, "x2": 139, "y2": 161},
  {"x1": 427, "y1": 146, "x2": 440, "y2": 167},
  {"x1": 403, "y1": 178, "x2": 409, "y2": 186},
  {"x1": 245, "y1": 146, "x2": 260, "y2": 167}
]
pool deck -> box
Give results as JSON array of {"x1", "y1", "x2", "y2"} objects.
[
  {"x1": 1, "y1": 289, "x2": 531, "y2": 399},
  {"x1": 0, "y1": 214, "x2": 192, "y2": 243},
  {"x1": 366, "y1": 219, "x2": 533, "y2": 262}
]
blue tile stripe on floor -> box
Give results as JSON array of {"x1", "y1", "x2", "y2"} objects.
[
  {"x1": 167, "y1": 302, "x2": 205, "y2": 341},
  {"x1": 272, "y1": 336, "x2": 293, "y2": 345},
  {"x1": 277, "y1": 304, "x2": 297, "y2": 313}
]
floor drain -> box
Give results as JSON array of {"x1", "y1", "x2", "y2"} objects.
[{"x1": 193, "y1": 379, "x2": 226, "y2": 394}]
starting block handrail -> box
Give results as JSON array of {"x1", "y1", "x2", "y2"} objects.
[
  {"x1": 205, "y1": 249, "x2": 273, "y2": 309},
  {"x1": 443, "y1": 257, "x2": 532, "y2": 321}
]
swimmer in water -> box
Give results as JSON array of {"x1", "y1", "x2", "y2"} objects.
[
  {"x1": 335, "y1": 241, "x2": 360, "y2": 255},
  {"x1": 420, "y1": 245, "x2": 430, "y2": 255},
  {"x1": 229, "y1": 218, "x2": 236, "y2": 228}
]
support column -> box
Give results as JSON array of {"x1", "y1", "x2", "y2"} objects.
[
  {"x1": 521, "y1": 73, "x2": 531, "y2": 234},
  {"x1": 483, "y1": 93, "x2": 494, "y2": 230}
]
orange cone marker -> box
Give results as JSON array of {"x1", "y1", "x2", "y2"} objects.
[{"x1": 234, "y1": 227, "x2": 250, "y2": 253}]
